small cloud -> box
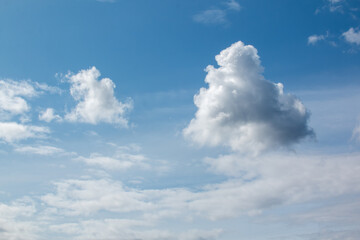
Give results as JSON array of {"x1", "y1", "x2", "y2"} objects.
[
  {"x1": 342, "y1": 27, "x2": 360, "y2": 45},
  {"x1": 39, "y1": 108, "x2": 62, "y2": 123},
  {"x1": 193, "y1": 0, "x2": 241, "y2": 25},
  {"x1": 226, "y1": 0, "x2": 241, "y2": 11},
  {"x1": 193, "y1": 9, "x2": 227, "y2": 25},
  {"x1": 65, "y1": 67, "x2": 132, "y2": 126},
  {"x1": 0, "y1": 79, "x2": 37, "y2": 118},
  {"x1": 308, "y1": 34, "x2": 327, "y2": 45},
  {"x1": 14, "y1": 145, "x2": 65, "y2": 156}
]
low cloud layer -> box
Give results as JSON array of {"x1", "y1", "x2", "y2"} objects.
[
  {"x1": 65, "y1": 67, "x2": 132, "y2": 126},
  {"x1": 184, "y1": 41, "x2": 313, "y2": 154}
]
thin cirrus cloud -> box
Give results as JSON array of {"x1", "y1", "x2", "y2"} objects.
[
  {"x1": 65, "y1": 67, "x2": 133, "y2": 126},
  {"x1": 193, "y1": 0, "x2": 241, "y2": 25},
  {"x1": 183, "y1": 41, "x2": 313, "y2": 154}
]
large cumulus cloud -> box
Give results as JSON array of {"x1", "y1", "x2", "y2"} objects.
[{"x1": 184, "y1": 41, "x2": 313, "y2": 154}]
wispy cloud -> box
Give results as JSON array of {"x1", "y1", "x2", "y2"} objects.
[
  {"x1": 308, "y1": 33, "x2": 327, "y2": 45},
  {"x1": 14, "y1": 145, "x2": 65, "y2": 156},
  {"x1": 193, "y1": 0, "x2": 241, "y2": 25}
]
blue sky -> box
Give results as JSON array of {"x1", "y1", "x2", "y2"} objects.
[{"x1": 0, "y1": 0, "x2": 360, "y2": 239}]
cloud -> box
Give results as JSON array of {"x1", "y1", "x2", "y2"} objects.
[
  {"x1": 0, "y1": 79, "x2": 61, "y2": 120},
  {"x1": 41, "y1": 151, "x2": 360, "y2": 221},
  {"x1": 41, "y1": 178, "x2": 151, "y2": 216},
  {"x1": 352, "y1": 119, "x2": 360, "y2": 142},
  {"x1": 193, "y1": 9, "x2": 227, "y2": 24},
  {"x1": 183, "y1": 41, "x2": 313, "y2": 154},
  {"x1": 308, "y1": 34, "x2": 327, "y2": 45},
  {"x1": 75, "y1": 152, "x2": 147, "y2": 171},
  {"x1": 14, "y1": 145, "x2": 65, "y2": 156},
  {"x1": 226, "y1": 0, "x2": 241, "y2": 11},
  {"x1": 0, "y1": 122, "x2": 49, "y2": 143},
  {"x1": 0, "y1": 79, "x2": 37, "y2": 119},
  {"x1": 65, "y1": 67, "x2": 132, "y2": 126},
  {"x1": 342, "y1": 27, "x2": 360, "y2": 45},
  {"x1": 0, "y1": 198, "x2": 40, "y2": 240},
  {"x1": 50, "y1": 219, "x2": 222, "y2": 240},
  {"x1": 193, "y1": 0, "x2": 240, "y2": 25},
  {"x1": 39, "y1": 108, "x2": 62, "y2": 122}
]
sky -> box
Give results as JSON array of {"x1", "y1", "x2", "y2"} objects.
[{"x1": 0, "y1": 0, "x2": 360, "y2": 239}]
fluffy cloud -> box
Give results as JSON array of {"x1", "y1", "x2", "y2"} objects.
[
  {"x1": 0, "y1": 79, "x2": 61, "y2": 120},
  {"x1": 342, "y1": 27, "x2": 360, "y2": 45},
  {"x1": 184, "y1": 41, "x2": 313, "y2": 154},
  {"x1": 0, "y1": 79, "x2": 37, "y2": 119},
  {"x1": 39, "y1": 108, "x2": 62, "y2": 122},
  {"x1": 0, "y1": 122, "x2": 49, "y2": 143},
  {"x1": 65, "y1": 67, "x2": 132, "y2": 126}
]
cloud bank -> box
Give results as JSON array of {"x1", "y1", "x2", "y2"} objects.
[{"x1": 184, "y1": 41, "x2": 313, "y2": 154}]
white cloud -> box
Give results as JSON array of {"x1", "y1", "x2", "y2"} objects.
[
  {"x1": 0, "y1": 79, "x2": 61, "y2": 120},
  {"x1": 0, "y1": 198, "x2": 40, "y2": 240},
  {"x1": 41, "y1": 179, "x2": 151, "y2": 216},
  {"x1": 193, "y1": 0, "x2": 240, "y2": 25},
  {"x1": 308, "y1": 34, "x2": 326, "y2": 45},
  {"x1": 14, "y1": 145, "x2": 65, "y2": 156},
  {"x1": 193, "y1": 9, "x2": 227, "y2": 24},
  {"x1": 0, "y1": 122, "x2": 49, "y2": 143},
  {"x1": 342, "y1": 27, "x2": 360, "y2": 45},
  {"x1": 50, "y1": 219, "x2": 221, "y2": 240},
  {"x1": 226, "y1": 0, "x2": 241, "y2": 11},
  {"x1": 75, "y1": 152, "x2": 146, "y2": 171},
  {"x1": 41, "y1": 151, "x2": 360, "y2": 221},
  {"x1": 0, "y1": 79, "x2": 37, "y2": 118},
  {"x1": 184, "y1": 41, "x2": 313, "y2": 154},
  {"x1": 65, "y1": 67, "x2": 132, "y2": 126},
  {"x1": 39, "y1": 108, "x2": 62, "y2": 122}
]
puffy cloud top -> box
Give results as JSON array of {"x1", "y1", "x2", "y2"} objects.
[
  {"x1": 184, "y1": 41, "x2": 313, "y2": 154},
  {"x1": 65, "y1": 67, "x2": 132, "y2": 126}
]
